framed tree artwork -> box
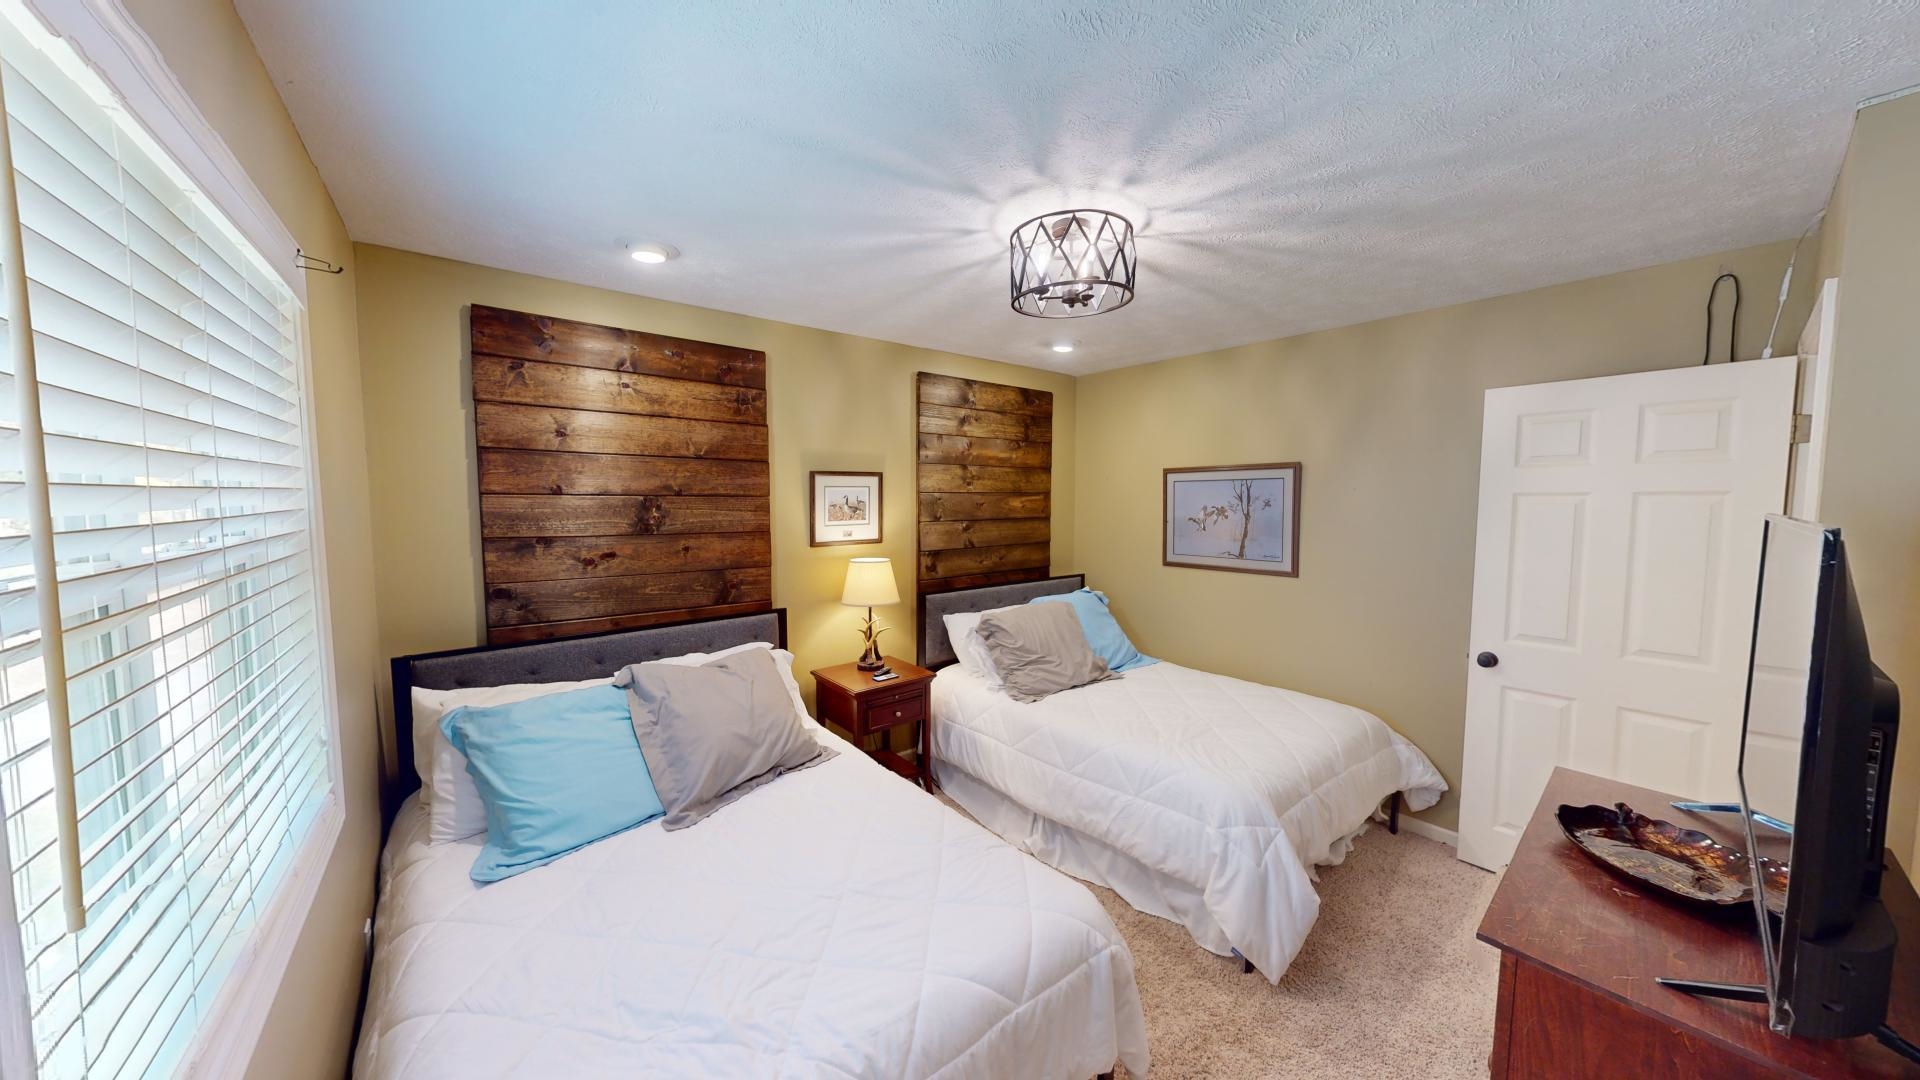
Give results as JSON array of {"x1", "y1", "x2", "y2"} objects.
[
  {"x1": 1163, "y1": 463, "x2": 1301, "y2": 576},
  {"x1": 810, "y1": 471, "x2": 883, "y2": 546}
]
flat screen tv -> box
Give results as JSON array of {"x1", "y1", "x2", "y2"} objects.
[{"x1": 1722, "y1": 515, "x2": 1912, "y2": 1060}]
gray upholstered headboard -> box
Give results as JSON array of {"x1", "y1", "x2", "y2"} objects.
[
  {"x1": 389, "y1": 609, "x2": 786, "y2": 806},
  {"x1": 917, "y1": 575, "x2": 1084, "y2": 669}
]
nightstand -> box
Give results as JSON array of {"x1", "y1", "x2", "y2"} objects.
[{"x1": 811, "y1": 656, "x2": 937, "y2": 791}]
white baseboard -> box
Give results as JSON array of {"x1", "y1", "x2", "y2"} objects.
[{"x1": 1394, "y1": 815, "x2": 1458, "y2": 848}]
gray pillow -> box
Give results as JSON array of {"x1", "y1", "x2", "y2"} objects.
[
  {"x1": 977, "y1": 602, "x2": 1117, "y2": 703},
  {"x1": 614, "y1": 648, "x2": 835, "y2": 830}
]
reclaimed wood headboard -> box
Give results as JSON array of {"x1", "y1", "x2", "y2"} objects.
[
  {"x1": 915, "y1": 372, "x2": 1053, "y2": 594},
  {"x1": 471, "y1": 305, "x2": 773, "y2": 643}
]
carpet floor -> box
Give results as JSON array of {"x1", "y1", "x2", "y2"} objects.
[
  {"x1": 938, "y1": 790, "x2": 1505, "y2": 1079},
  {"x1": 1093, "y1": 826, "x2": 1503, "y2": 1078}
]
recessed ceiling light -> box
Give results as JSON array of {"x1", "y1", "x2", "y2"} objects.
[
  {"x1": 629, "y1": 243, "x2": 677, "y2": 264},
  {"x1": 1051, "y1": 343, "x2": 1076, "y2": 354}
]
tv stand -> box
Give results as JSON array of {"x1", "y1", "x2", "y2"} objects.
[
  {"x1": 1654, "y1": 978, "x2": 1769, "y2": 1003},
  {"x1": 1477, "y1": 768, "x2": 1920, "y2": 1078}
]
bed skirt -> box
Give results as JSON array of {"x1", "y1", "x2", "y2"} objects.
[{"x1": 937, "y1": 763, "x2": 1397, "y2": 976}]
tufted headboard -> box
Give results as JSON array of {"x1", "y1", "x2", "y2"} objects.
[
  {"x1": 388, "y1": 609, "x2": 786, "y2": 808},
  {"x1": 916, "y1": 574, "x2": 1084, "y2": 670}
]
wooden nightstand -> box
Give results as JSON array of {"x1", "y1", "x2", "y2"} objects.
[{"x1": 811, "y1": 656, "x2": 937, "y2": 790}]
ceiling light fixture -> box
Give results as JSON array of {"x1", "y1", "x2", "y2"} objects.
[
  {"x1": 629, "y1": 243, "x2": 678, "y2": 264},
  {"x1": 1050, "y1": 343, "x2": 1075, "y2": 354},
  {"x1": 1010, "y1": 209, "x2": 1135, "y2": 319}
]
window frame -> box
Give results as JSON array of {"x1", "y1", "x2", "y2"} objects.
[{"x1": 0, "y1": 1, "x2": 347, "y2": 1077}]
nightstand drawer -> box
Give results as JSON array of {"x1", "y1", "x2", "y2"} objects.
[{"x1": 860, "y1": 693, "x2": 924, "y2": 730}]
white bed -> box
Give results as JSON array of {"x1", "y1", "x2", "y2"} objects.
[
  {"x1": 360, "y1": 614, "x2": 1147, "y2": 1080},
  {"x1": 357, "y1": 724, "x2": 1148, "y2": 1079},
  {"x1": 930, "y1": 659, "x2": 1447, "y2": 982}
]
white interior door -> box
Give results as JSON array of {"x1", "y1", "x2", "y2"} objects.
[{"x1": 1456, "y1": 357, "x2": 1797, "y2": 870}]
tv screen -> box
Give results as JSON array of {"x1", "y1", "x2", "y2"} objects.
[{"x1": 1737, "y1": 515, "x2": 1900, "y2": 1041}]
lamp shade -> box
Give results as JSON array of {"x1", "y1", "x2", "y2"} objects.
[{"x1": 840, "y1": 557, "x2": 900, "y2": 607}]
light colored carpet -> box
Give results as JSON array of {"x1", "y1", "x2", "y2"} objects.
[
  {"x1": 1096, "y1": 826, "x2": 1503, "y2": 1079},
  {"x1": 940, "y1": 793, "x2": 1503, "y2": 1078}
]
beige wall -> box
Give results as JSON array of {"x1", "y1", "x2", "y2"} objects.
[
  {"x1": 1073, "y1": 239, "x2": 1816, "y2": 829},
  {"x1": 121, "y1": 2, "x2": 381, "y2": 1078},
  {"x1": 353, "y1": 244, "x2": 1075, "y2": 713},
  {"x1": 1814, "y1": 92, "x2": 1920, "y2": 870}
]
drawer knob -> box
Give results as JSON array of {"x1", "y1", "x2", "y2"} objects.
[{"x1": 894, "y1": 710, "x2": 903, "y2": 718}]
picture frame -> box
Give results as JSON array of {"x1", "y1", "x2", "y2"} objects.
[
  {"x1": 1162, "y1": 463, "x2": 1301, "y2": 577},
  {"x1": 810, "y1": 471, "x2": 883, "y2": 546}
]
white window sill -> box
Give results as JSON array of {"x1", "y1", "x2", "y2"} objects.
[{"x1": 177, "y1": 792, "x2": 347, "y2": 1080}]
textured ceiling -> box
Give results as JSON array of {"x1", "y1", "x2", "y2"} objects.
[{"x1": 233, "y1": 0, "x2": 1920, "y2": 374}]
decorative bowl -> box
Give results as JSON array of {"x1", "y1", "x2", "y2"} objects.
[{"x1": 1556, "y1": 802, "x2": 1789, "y2": 917}]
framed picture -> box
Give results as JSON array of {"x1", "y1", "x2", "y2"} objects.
[
  {"x1": 1163, "y1": 463, "x2": 1301, "y2": 576},
  {"x1": 810, "y1": 471, "x2": 882, "y2": 546}
]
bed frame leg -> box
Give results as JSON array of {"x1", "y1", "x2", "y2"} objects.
[
  {"x1": 1242, "y1": 957, "x2": 1254, "y2": 974},
  {"x1": 1388, "y1": 790, "x2": 1401, "y2": 835},
  {"x1": 1096, "y1": 1072, "x2": 1114, "y2": 1080}
]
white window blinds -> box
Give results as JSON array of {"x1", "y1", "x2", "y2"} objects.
[{"x1": 0, "y1": 3, "x2": 335, "y2": 1077}]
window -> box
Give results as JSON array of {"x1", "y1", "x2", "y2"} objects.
[{"x1": 0, "y1": 2, "x2": 336, "y2": 1077}]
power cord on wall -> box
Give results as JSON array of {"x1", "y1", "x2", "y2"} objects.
[
  {"x1": 1702, "y1": 272, "x2": 1740, "y2": 364},
  {"x1": 1760, "y1": 209, "x2": 1826, "y2": 360},
  {"x1": 1702, "y1": 208, "x2": 1826, "y2": 365}
]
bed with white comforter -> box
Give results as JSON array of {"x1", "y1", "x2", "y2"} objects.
[
  {"x1": 931, "y1": 661, "x2": 1447, "y2": 982},
  {"x1": 355, "y1": 724, "x2": 1149, "y2": 1079}
]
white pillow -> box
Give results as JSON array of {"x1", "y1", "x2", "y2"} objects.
[
  {"x1": 411, "y1": 675, "x2": 613, "y2": 844},
  {"x1": 942, "y1": 612, "x2": 985, "y2": 674},
  {"x1": 942, "y1": 609, "x2": 1011, "y2": 689}
]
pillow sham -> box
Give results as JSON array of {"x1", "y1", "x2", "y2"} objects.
[
  {"x1": 1030, "y1": 588, "x2": 1158, "y2": 672},
  {"x1": 942, "y1": 608, "x2": 1013, "y2": 688},
  {"x1": 440, "y1": 683, "x2": 664, "y2": 882},
  {"x1": 976, "y1": 602, "x2": 1117, "y2": 703},
  {"x1": 411, "y1": 676, "x2": 612, "y2": 844},
  {"x1": 616, "y1": 648, "x2": 835, "y2": 830},
  {"x1": 673, "y1": 641, "x2": 819, "y2": 730}
]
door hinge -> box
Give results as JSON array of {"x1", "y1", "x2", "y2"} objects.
[{"x1": 1791, "y1": 413, "x2": 1813, "y2": 444}]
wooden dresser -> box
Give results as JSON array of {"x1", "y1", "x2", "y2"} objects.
[{"x1": 1478, "y1": 767, "x2": 1920, "y2": 1078}]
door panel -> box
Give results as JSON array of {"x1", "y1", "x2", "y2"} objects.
[
  {"x1": 1457, "y1": 358, "x2": 1796, "y2": 870},
  {"x1": 1493, "y1": 689, "x2": 1575, "y2": 840},
  {"x1": 1505, "y1": 494, "x2": 1587, "y2": 647},
  {"x1": 1621, "y1": 491, "x2": 1725, "y2": 665}
]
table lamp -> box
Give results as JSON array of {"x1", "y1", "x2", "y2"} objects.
[{"x1": 840, "y1": 556, "x2": 899, "y2": 672}]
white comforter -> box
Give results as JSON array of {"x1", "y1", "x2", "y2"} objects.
[
  {"x1": 932, "y1": 662, "x2": 1447, "y2": 981},
  {"x1": 355, "y1": 728, "x2": 1148, "y2": 1079}
]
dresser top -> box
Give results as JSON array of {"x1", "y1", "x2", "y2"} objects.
[{"x1": 1478, "y1": 767, "x2": 1920, "y2": 1077}]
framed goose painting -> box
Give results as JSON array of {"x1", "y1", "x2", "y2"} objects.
[
  {"x1": 1163, "y1": 463, "x2": 1301, "y2": 576},
  {"x1": 810, "y1": 470, "x2": 883, "y2": 546}
]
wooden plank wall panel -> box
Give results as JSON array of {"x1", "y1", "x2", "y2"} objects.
[
  {"x1": 916, "y1": 373, "x2": 1054, "y2": 595},
  {"x1": 473, "y1": 304, "x2": 772, "y2": 643}
]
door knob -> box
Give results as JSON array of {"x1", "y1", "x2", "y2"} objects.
[{"x1": 1476, "y1": 651, "x2": 1499, "y2": 668}]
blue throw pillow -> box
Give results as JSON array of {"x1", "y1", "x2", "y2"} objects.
[
  {"x1": 1030, "y1": 589, "x2": 1158, "y2": 672},
  {"x1": 441, "y1": 683, "x2": 663, "y2": 882}
]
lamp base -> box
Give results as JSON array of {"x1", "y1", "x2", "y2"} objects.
[{"x1": 855, "y1": 605, "x2": 886, "y2": 671}]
